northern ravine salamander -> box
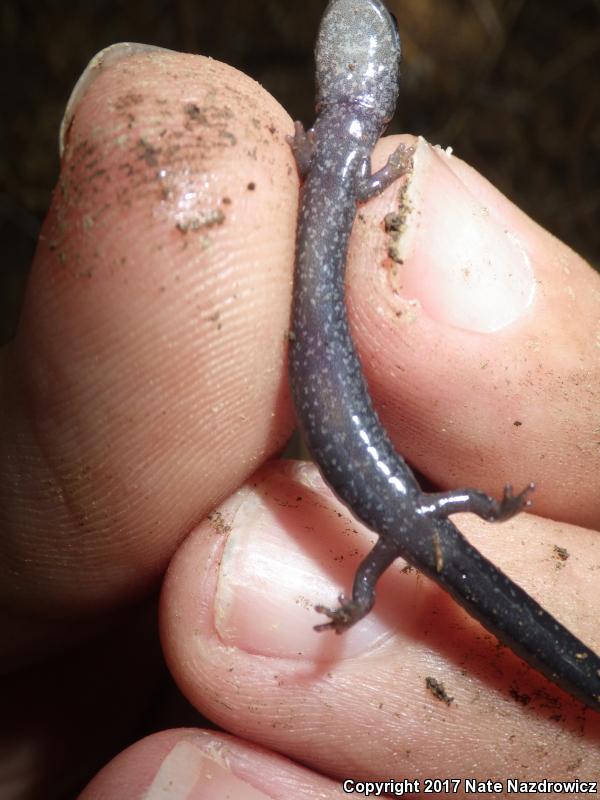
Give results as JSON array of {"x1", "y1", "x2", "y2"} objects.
[{"x1": 287, "y1": 0, "x2": 600, "y2": 712}]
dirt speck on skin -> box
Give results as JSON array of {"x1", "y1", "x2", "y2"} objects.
[
  {"x1": 553, "y1": 544, "x2": 569, "y2": 561},
  {"x1": 137, "y1": 138, "x2": 161, "y2": 167},
  {"x1": 509, "y1": 687, "x2": 531, "y2": 706},
  {"x1": 207, "y1": 510, "x2": 231, "y2": 535},
  {"x1": 183, "y1": 102, "x2": 207, "y2": 124},
  {"x1": 383, "y1": 182, "x2": 413, "y2": 265},
  {"x1": 425, "y1": 676, "x2": 454, "y2": 706},
  {"x1": 384, "y1": 212, "x2": 403, "y2": 233},
  {"x1": 113, "y1": 93, "x2": 144, "y2": 112},
  {"x1": 176, "y1": 209, "x2": 225, "y2": 233}
]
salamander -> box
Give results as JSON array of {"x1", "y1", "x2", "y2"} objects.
[{"x1": 287, "y1": 0, "x2": 600, "y2": 712}]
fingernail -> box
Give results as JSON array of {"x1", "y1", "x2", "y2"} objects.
[
  {"x1": 59, "y1": 42, "x2": 171, "y2": 157},
  {"x1": 214, "y1": 462, "x2": 391, "y2": 659},
  {"x1": 389, "y1": 137, "x2": 536, "y2": 332},
  {"x1": 145, "y1": 738, "x2": 270, "y2": 799}
]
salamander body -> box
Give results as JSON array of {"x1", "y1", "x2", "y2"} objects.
[{"x1": 288, "y1": 0, "x2": 600, "y2": 712}]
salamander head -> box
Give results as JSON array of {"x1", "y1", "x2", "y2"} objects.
[{"x1": 315, "y1": 0, "x2": 401, "y2": 124}]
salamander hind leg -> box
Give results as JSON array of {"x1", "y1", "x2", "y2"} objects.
[
  {"x1": 420, "y1": 482, "x2": 535, "y2": 522},
  {"x1": 314, "y1": 536, "x2": 399, "y2": 633}
]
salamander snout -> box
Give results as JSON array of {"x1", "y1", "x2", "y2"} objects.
[{"x1": 315, "y1": 0, "x2": 401, "y2": 123}]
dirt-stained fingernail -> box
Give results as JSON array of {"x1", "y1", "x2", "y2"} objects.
[
  {"x1": 59, "y1": 42, "x2": 172, "y2": 157},
  {"x1": 388, "y1": 137, "x2": 536, "y2": 333}
]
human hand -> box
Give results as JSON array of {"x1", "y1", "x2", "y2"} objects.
[{"x1": 2, "y1": 46, "x2": 598, "y2": 799}]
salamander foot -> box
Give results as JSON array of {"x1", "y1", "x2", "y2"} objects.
[
  {"x1": 315, "y1": 593, "x2": 372, "y2": 634},
  {"x1": 494, "y1": 482, "x2": 536, "y2": 520}
]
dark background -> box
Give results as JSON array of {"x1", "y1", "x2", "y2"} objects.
[{"x1": 2, "y1": 0, "x2": 599, "y2": 344}]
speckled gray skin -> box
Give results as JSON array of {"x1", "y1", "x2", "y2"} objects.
[{"x1": 288, "y1": 0, "x2": 600, "y2": 711}]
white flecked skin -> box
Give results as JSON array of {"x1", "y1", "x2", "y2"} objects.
[
  {"x1": 289, "y1": 0, "x2": 600, "y2": 711},
  {"x1": 315, "y1": 0, "x2": 400, "y2": 119}
]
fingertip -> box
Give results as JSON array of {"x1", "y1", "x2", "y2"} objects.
[
  {"x1": 160, "y1": 461, "x2": 600, "y2": 779},
  {"x1": 346, "y1": 135, "x2": 600, "y2": 527},
  {"x1": 79, "y1": 729, "x2": 340, "y2": 800},
  {"x1": 160, "y1": 461, "x2": 389, "y2": 679},
  {"x1": 2, "y1": 51, "x2": 298, "y2": 614}
]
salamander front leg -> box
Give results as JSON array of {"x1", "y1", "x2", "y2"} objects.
[
  {"x1": 356, "y1": 142, "x2": 415, "y2": 201},
  {"x1": 419, "y1": 482, "x2": 535, "y2": 522},
  {"x1": 287, "y1": 121, "x2": 316, "y2": 179},
  {"x1": 315, "y1": 536, "x2": 399, "y2": 633}
]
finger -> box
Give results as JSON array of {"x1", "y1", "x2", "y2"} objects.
[
  {"x1": 161, "y1": 461, "x2": 600, "y2": 781},
  {"x1": 79, "y1": 729, "x2": 343, "y2": 799},
  {"x1": 346, "y1": 135, "x2": 599, "y2": 529},
  {"x1": 0, "y1": 46, "x2": 296, "y2": 620}
]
